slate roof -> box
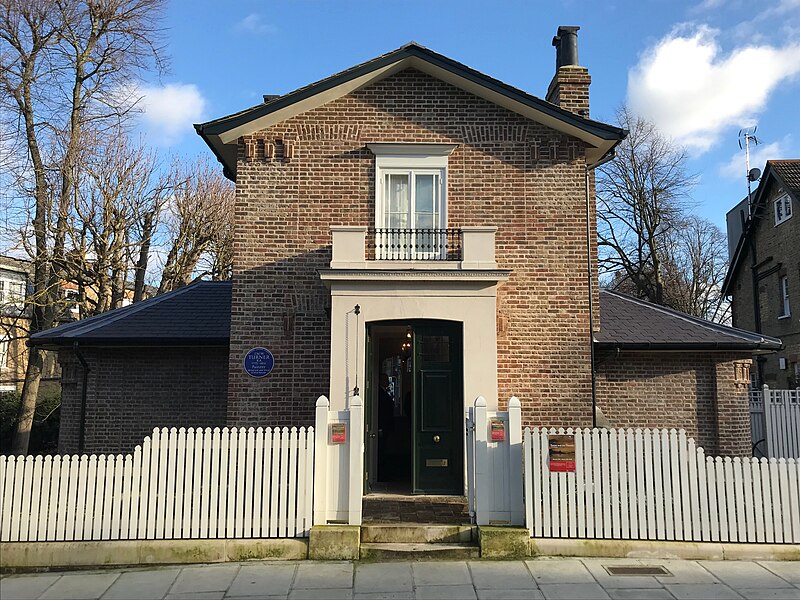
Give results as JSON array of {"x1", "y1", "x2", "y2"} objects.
[
  {"x1": 595, "y1": 289, "x2": 782, "y2": 351},
  {"x1": 30, "y1": 281, "x2": 231, "y2": 347},
  {"x1": 32, "y1": 280, "x2": 779, "y2": 352},
  {"x1": 722, "y1": 159, "x2": 800, "y2": 295},
  {"x1": 195, "y1": 41, "x2": 626, "y2": 179}
]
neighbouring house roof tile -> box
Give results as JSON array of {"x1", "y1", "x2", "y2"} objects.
[
  {"x1": 595, "y1": 289, "x2": 782, "y2": 351},
  {"x1": 30, "y1": 280, "x2": 231, "y2": 346}
]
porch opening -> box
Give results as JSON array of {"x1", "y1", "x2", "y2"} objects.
[{"x1": 366, "y1": 320, "x2": 464, "y2": 496}]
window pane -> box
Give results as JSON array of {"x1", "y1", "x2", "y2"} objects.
[
  {"x1": 415, "y1": 174, "x2": 435, "y2": 213},
  {"x1": 416, "y1": 213, "x2": 434, "y2": 229},
  {"x1": 386, "y1": 174, "x2": 409, "y2": 215}
]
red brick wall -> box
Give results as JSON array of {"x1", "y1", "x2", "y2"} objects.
[
  {"x1": 595, "y1": 351, "x2": 752, "y2": 456},
  {"x1": 58, "y1": 346, "x2": 228, "y2": 453},
  {"x1": 230, "y1": 68, "x2": 596, "y2": 429}
]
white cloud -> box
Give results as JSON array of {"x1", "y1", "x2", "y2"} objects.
[
  {"x1": 627, "y1": 25, "x2": 800, "y2": 153},
  {"x1": 235, "y1": 13, "x2": 276, "y2": 35},
  {"x1": 719, "y1": 136, "x2": 793, "y2": 180},
  {"x1": 137, "y1": 83, "x2": 207, "y2": 146}
]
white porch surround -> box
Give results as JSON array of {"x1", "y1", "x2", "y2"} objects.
[{"x1": 321, "y1": 226, "x2": 510, "y2": 414}]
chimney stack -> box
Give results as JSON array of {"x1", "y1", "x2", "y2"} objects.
[{"x1": 546, "y1": 26, "x2": 591, "y2": 118}]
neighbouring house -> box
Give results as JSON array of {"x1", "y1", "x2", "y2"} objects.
[
  {"x1": 0, "y1": 256, "x2": 60, "y2": 395},
  {"x1": 34, "y1": 28, "x2": 781, "y2": 495},
  {"x1": 723, "y1": 159, "x2": 799, "y2": 388}
]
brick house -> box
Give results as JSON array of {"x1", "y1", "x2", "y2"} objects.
[
  {"x1": 723, "y1": 160, "x2": 799, "y2": 387},
  {"x1": 35, "y1": 29, "x2": 780, "y2": 491}
]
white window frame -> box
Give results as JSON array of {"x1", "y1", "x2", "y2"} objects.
[
  {"x1": 0, "y1": 336, "x2": 9, "y2": 370},
  {"x1": 368, "y1": 143, "x2": 457, "y2": 260},
  {"x1": 779, "y1": 275, "x2": 791, "y2": 319},
  {"x1": 774, "y1": 192, "x2": 792, "y2": 226}
]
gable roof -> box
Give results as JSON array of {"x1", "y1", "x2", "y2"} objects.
[
  {"x1": 722, "y1": 159, "x2": 800, "y2": 295},
  {"x1": 595, "y1": 289, "x2": 782, "y2": 351},
  {"x1": 30, "y1": 280, "x2": 231, "y2": 347},
  {"x1": 195, "y1": 42, "x2": 626, "y2": 179}
]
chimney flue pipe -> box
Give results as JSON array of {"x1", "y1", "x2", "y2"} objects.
[{"x1": 552, "y1": 25, "x2": 580, "y2": 69}]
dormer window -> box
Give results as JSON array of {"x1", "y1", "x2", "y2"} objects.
[
  {"x1": 368, "y1": 143, "x2": 457, "y2": 259},
  {"x1": 774, "y1": 192, "x2": 792, "y2": 226}
]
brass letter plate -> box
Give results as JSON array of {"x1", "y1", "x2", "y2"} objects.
[{"x1": 426, "y1": 459, "x2": 448, "y2": 467}]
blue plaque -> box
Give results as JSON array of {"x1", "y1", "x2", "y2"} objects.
[{"x1": 243, "y1": 347, "x2": 274, "y2": 378}]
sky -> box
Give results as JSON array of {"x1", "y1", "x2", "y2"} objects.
[{"x1": 134, "y1": 0, "x2": 800, "y2": 233}]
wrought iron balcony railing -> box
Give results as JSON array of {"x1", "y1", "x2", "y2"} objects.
[{"x1": 367, "y1": 228, "x2": 462, "y2": 261}]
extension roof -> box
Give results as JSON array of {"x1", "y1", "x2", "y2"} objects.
[
  {"x1": 722, "y1": 159, "x2": 800, "y2": 295},
  {"x1": 32, "y1": 281, "x2": 779, "y2": 353},
  {"x1": 30, "y1": 280, "x2": 231, "y2": 347},
  {"x1": 595, "y1": 289, "x2": 782, "y2": 352},
  {"x1": 195, "y1": 42, "x2": 626, "y2": 180}
]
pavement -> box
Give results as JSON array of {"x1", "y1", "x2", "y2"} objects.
[{"x1": 1, "y1": 558, "x2": 799, "y2": 600}]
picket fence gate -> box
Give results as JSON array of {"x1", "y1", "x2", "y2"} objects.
[
  {"x1": 524, "y1": 427, "x2": 800, "y2": 544},
  {"x1": 0, "y1": 426, "x2": 314, "y2": 542},
  {"x1": 750, "y1": 387, "x2": 800, "y2": 459}
]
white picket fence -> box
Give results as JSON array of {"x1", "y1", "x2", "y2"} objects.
[
  {"x1": 524, "y1": 427, "x2": 800, "y2": 544},
  {"x1": 750, "y1": 387, "x2": 800, "y2": 459},
  {"x1": 0, "y1": 426, "x2": 314, "y2": 542}
]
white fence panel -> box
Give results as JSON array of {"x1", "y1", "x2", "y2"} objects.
[
  {"x1": 0, "y1": 425, "x2": 315, "y2": 542},
  {"x1": 524, "y1": 427, "x2": 800, "y2": 544},
  {"x1": 751, "y1": 387, "x2": 800, "y2": 459}
]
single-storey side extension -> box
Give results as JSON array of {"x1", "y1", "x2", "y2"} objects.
[{"x1": 33, "y1": 281, "x2": 780, "y2": 456}]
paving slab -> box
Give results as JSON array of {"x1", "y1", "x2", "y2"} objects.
[
  {"x1": 39, "y1": 572, "x2": 119, "y2": 599},
  {"x1": 169, "y1": 565, "x2": 239, "y2": 595},
  {"x1": 580, "y1": 558, "x2": 662, "y2": 589},
  {"x1": 737, "y1": 589, "x2": 800, "y2": 600},
  {"x1": 293, "y1": 562, "x2": 353, "y2": 589},
  {"x1": 354, "y1": 593, "x2": 414, "y2": 600},
  {"x1": 607, "y1": 589, "x2": 675, "y2": 600},
  {"x1": 165, "y1": 592, "x2": 224, "y2": 600},
  {"x1": 468, "y1": 561, "x2": 537, "y2": 589},
  {"x1": 227, "y1": 564, "x2": 297, "y2": 597},
  {"x1": 654, "y1": 559, "x2": 720, "y2": 584},
  {"x1": 538, "y1": 583, "x2": 611, "y2": 599},
  {"x1": 476, "y1": 590, "x2": 545, "y2": 600},
  {"x1": 760, "y1": 562, "x2": 800, "y2": 584},
  {"x1": 665, "y1": 583, "x2": 743, "y2": 599},
  {"x1": 414, "y1": 584, "x2": 477, "y2": 599},
  {"x1": 0, "y1": 574, "x2": 61, "y2": 600},
  {"x1": 701, "y1": 560, "x2": 793, "y2": 588},
  {"x1": 102, "y1": 568, "x2": 181, "y2": 599},
  {"x1": 411, "y1": 561, "x2": 471, "y2": 586},
  {"x1": 289, "y1": 588, "x2": 353, "y2": 600},
  {"x1": 525, "y1": 559, "x2": 595, "y2": 584},
  {"x1": 354, "y1": 562, "x2": 413, "y2": 592}
]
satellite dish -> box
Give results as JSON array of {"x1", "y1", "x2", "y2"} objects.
[{"x1": 748, "y1": 167, "x2": 761, "y2": 182}]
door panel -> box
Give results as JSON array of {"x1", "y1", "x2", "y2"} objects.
[{"x1": 413, "y1": 323, "x2": 463, "y2": 494}]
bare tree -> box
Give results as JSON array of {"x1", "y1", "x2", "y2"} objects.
[
  {"x1": 662, "y1": 216, "x2": 731, "y2": 323},
  {"x1": 596, "y1": 106, "x2": 697, "y2": 305},
  {"x1": 158, "y1": 158, "x2": 234, "y2": 293},
  {"x1": 0, "y1": 0, "x2": 166, "y2": 454}
]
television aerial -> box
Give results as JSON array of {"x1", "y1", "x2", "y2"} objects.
[{"x1": 738, "y1": 127, "x2": 761, "y2": 210}]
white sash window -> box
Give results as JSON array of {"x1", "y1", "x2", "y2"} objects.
[{"x1": 368, "y1": 143, "x2": 456, "y2": 260}]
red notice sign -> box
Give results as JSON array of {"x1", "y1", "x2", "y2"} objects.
[
  {"x1": 330, "y1": 423, "x2": 346, "y2": 444},
  {"x1": 490, "y1": 418, "x2": 506, "y2": 442},
  {"x1": 548, "y1": 434, "x2": 576, "y2": 473}
]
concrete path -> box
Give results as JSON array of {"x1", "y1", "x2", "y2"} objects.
[{"x1": 1, "y1": 558, "x2": 798, "y2": 599}]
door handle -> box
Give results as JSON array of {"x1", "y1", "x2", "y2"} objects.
[
  {"x1": 433, "y1": 435, "x2": 440, "y2": 443},
  {"x1": 369, "y1": 432, "x2": 376, "y2": 439}
]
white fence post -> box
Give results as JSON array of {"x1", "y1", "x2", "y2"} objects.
[
  {"x1": 348, "y1": 395, "x2": 363, "y2": 525},
  {"x1": 313, "y1": 396, "x2": 330, "y2": 526},
  {"x1": 474, "y1": 396, "x2": 489, "y2": 525},
  {"x1": 508, "y1": 397, "x2": 524, "y2": 526}
]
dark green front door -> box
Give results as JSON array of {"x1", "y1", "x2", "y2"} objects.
[{"x1": 413, "y1": 322, "x2": 463, "y2": 494}]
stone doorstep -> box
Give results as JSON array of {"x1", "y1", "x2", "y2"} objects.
[
  {"x1": 361, "y1": 524, "x2": 477, "y2": 544},
  {"x1": 360, "y1": 542, "x2": 480, "y2": 560}
]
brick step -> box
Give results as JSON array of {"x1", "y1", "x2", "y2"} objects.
[
  {"x1": 360, "y1": 542, "x2": 479, "y2": 561},
  {"x1": 361, "y1": 523, "x2": 476, "y2": 544},
  {"x1": 362, "y1": 494, "x2": 470, "y2": 524}
]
